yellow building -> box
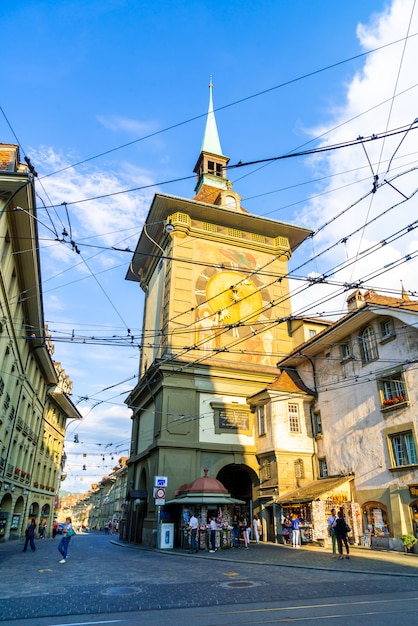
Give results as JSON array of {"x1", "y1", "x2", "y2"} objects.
[
  {"x1": 0, "y1": 144, "x2": 82, "y2": 541},
  {"x1": 124, "y1": 86, "x2": 326, "y2": 545}
]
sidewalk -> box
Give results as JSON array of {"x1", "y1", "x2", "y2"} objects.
[{"x1": 111, "y1": 537, "x2": 418, "y2": 578}]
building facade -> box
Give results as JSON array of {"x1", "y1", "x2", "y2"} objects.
[
  {"x1": 0, "y1": 144, "x2": 82, "y2": 541},
  {"x1": 276, "y1": 289, "x2": 418, "y2": 550},
  {"x1": 124, "y1": 86, "x2": 327, "y2": 545}
]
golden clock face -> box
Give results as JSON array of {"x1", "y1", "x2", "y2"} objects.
[{"x1": 206, "y1": 270, "x2": 262, "y2": 324}]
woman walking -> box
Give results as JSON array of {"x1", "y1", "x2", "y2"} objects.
[
  {"x1": 333, "y1": 511, "x2": 350, "y2": 559},
  {"x1": 58, "y1": 516, "x2": 74, "y2": 564},
  {"x1": 22, "y1": 518, "x2": 36, "y2": 552}
]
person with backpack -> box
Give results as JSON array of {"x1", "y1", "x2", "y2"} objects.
[{"x1": 333, "y1": 511, "x2": 350, "y2": 559}]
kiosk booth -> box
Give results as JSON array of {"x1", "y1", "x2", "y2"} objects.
[{"x1": 166, "y1": 468, "x2": 246, "y2": 550}]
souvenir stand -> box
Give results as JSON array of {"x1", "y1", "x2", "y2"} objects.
[
  {"x1": 275, "y1": 476, "x2": 356, "y2": 546},
  {"x1": 166, "y1": 468, "x2": 245, "y2": 551}
]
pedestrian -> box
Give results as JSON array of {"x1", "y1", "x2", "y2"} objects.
[
  {"x1": 38, "y1": 521, "x2": 44, "y2": 539},
  {"x1": 189, "y1": 512, "x2": 199, "y2": 554},
  {"x1": 22, "y1": 518, "x2": 36, "y2": 552},
  {"x1": 58, "y1": 516, "x2": 74, "y2": 564},
  {"x1": 333, "y1": 511, "x2": 350, "y2": 559},
  {"x1": 327, "y1": 508, "x2": 338, "y2": 557},
  {"x1": 244, "y1": 515, "x2": 251, "y2": 548},
  {"x1": 209, "y1": 516, "x2": 217, "y2": 553},
  {"x1": 231, "y1": 514, "x2": 240, "y2": 547},
  {"x1": 52, "y1": 519, "x2": 58, "y2": 539},
  {"x1": 291, "y1": 513, "x2": 301, "y2": 548},
  {"x1": 252, "y1": 514, "x2": 260, "y2": 544}
]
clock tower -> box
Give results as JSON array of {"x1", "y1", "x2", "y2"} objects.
[{"x1": 125, "y1": 83, "x2": 312, "y2": 545}]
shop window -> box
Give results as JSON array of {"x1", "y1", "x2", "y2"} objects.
[
  {"x1": 288, "y1": 403, "x2": 300, "y2": 433},
  {"x1": 360, "y1": 326, "x2": 378, "y2": 363},
  {"x1": 318, "y1": 458, "x2": 328, "y2": 478},
  {"x1": 378, "y1": 370, "x2": 407, "y2": 410},
  {"x1": 362, "y1": 501, "x2": 390, "y2": 537},
  {"x1": 388, "y1": 430, "x2": 417, "y2": 467},
  {"x1": 410, "y1": 501, "x2": 418, "y2": 539},
  {"x1": 380, "y1": 318, "x2": 395, "y2": 341}
]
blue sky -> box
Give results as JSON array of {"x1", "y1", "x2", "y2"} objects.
[{"x1": 1, "y1": 0, "x2": 417, "y2": 491}]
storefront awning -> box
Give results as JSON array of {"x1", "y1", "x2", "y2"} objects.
[
  {"x1": 166, "y1": 494, "x2": 245, "y2": 505},
  {"x1": 274, "y1": 476, "x2": 354, "y2": 506}
]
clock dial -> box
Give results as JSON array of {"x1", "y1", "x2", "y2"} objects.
[{"x1": 206, "y1": 270, "x2": 262, "y2": 324}]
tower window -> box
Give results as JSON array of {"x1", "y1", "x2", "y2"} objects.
[{"x1": 288, "y1": 403, "x2": 300, "y2": 433}]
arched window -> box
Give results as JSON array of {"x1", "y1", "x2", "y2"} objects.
[
  {"x1": 360, "y1": 326, "x2": 378, "y2": 363},
  {"x1": 294, "y1": 459, "x2": 304, "y2": 479},
  {"x1": 361, "y1": 501, "x2": 390, "y2": 536},
  {"x1": 410, "y1": 501, "x2": 418, "y2": 538}
]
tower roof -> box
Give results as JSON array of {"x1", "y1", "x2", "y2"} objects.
[{"x1": 200, "y1": 78, "x2": 224, "y2": 156}]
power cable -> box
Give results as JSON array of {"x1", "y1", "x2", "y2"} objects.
[{"x1": 35, "y1": 32, "x2": 418, "y2": 180}]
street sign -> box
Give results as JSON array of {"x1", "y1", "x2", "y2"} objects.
[
  {"x1": 155, "y1": 499, "x2": 165, "y2": 506},
  {"x1": 154, "y1": 487, "x2": 166, "y2": 499},
  {"x1": 154, "y1": 476, "x2": 168, "y2": 487}
]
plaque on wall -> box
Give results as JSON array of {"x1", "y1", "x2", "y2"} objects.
[{"x1": 211, "y1": 402, "x2": 252, "y2": 436}]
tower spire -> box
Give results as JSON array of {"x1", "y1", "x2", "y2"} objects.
[
  {"x1": 200, "y1": 77, "x2": 223, "y2": 156},
  {"x1": 193, "y1": 78, "x2": 230, "y2": 194}
]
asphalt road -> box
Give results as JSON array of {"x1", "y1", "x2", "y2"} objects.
[{"x1": 1, "y1": 532, "x2": 417, "y2": 625}]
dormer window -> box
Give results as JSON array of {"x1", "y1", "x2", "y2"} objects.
[{"x1": 224, "y1": 195, "x2": 237, "y2": 210}]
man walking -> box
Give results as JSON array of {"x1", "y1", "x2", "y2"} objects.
[
  {"x1": 328, "y1": 508, "x2": 338, "y2": 557},
  {"x1": 189, "y1": 513, "x2": 199, "y2": 554}
]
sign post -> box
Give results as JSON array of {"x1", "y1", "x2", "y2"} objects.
[{"x1": 154, "y1": 476, "x2": 168, "y2": 548}]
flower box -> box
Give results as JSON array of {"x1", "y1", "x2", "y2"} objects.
[
  {"x1": 383, "y1": 395, "x2": 405, "y2": 406},
  {"x1": 15, "y1": 468, "x2": 20, "y2": 475},
  {"x1": 34, "y1": 481, "x2": 39, "y2": 488},
  {"x1": 21, "y1": 471, "x2": 26, "y2": 477}
]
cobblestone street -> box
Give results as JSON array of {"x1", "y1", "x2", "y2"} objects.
[{"x1": 1, "y1": 532, "x2": 417, "y2": 623}]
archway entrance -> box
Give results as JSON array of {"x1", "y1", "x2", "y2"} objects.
[{"x1": 217, "y1": 464, "x2": 255, "y2": 513}]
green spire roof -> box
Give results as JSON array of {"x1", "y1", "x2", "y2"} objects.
[{"x1": 200, "y1": 78, "x2": 224, "y2": 156}]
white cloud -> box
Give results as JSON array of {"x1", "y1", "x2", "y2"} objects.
[
  {"x1": 292, "y1": 0, "x2": 418, "y2": 316},
  {"x1": 96, "y1": 114, "x2": 157, "y2": 135}
]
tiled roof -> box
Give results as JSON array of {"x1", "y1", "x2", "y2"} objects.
[
  {"x1": 362, "y1": 289, "x2": 418, "y2": 310},
  {"x1": 193, "y1": 184, "x2": 221, "y2": 205},
  {"x1": 268, "y1": 368, "x2": 314, "y2": 395}
]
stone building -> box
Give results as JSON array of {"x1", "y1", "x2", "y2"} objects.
[
  {"x1": 0, "y1": 144, "x2": 81, "y2": 541},
  {"x1": 124, "y1": 85, "x2": 326, "y2": 545},
  {"x1": 275, "y1": 288, "x2": 418, "y2": 550}
]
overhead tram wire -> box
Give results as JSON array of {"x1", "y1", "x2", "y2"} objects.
[
  {"x1": 232, "y1": 83, "x2": 418, "y2": 187},
  {"x1": 14, "y1": 168, "x2": 418, "y2": 354},
  {"x1": 21, "y1": 175, "x2": 418, "y2": 349},
  {"x1": 349, "y1": 2, "x2": 417, "y2": 281},
  {"x1": 29, "y1": 122, "x2": 418, "y2": 211},
  {"x1": 34, "y1": 32, "x2": 418, "y2": 181}
]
